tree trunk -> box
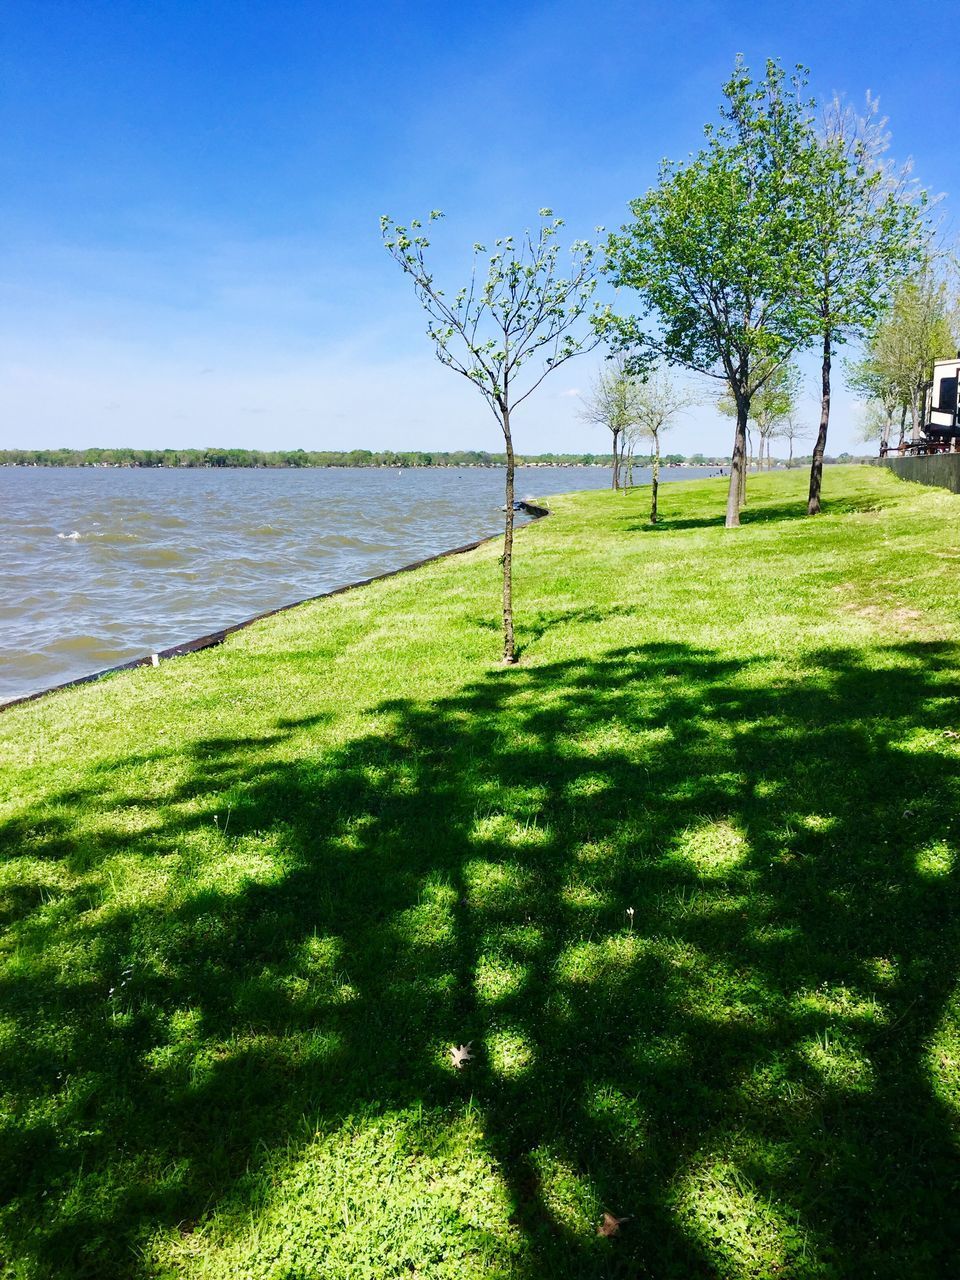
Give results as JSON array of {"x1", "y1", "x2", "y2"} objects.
[
  {"x1": 725, "y1": 402, "x2": 748, "y2": 528},
  {"x1": 612, "y1": 428, "x2": 621, "y2": 489},
  {"x1": 807, "y1": 326, "x2": 832, "y2": 515},
  {"x1": 740, "y1": 427, "x2": 749, "y2": 508},
  {"x1": 911, "y1": 387, "x2": 922, "y2": 444},
  {"x1": 651, "y1": 432, "x2": 660, "y2": 523},
  {"x1": 502, "y1": 405, "x2": 517, "y2": 664},
  {"x1": 788, "y1": 437, "x2": 794, "y2": 468}
]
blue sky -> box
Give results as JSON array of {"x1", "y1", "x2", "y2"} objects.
[{"x1": 2, "y1": 0, "x2": 955, "y2": 456}]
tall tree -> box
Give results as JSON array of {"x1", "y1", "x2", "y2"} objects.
[
  {"x1": 847, "y1": 263, "x2": 956, "y2": 453},
  {"x1": 381, "y1": 210, "x2": 603, "y2": 663},
  {"x1": 719, "y1": 359, "x2": 799, "y2": 474},
  {"x1": 605, "y1": 58, "x2": 817, "y2": 528},
  {"x1": 627, "y1": 369, "x2": 693, "y2": 521},
  {"x1": 803, "y1": 95, "x2": 927, "y2": 513},
  {"x1": 577, "y1": 353, "x2": 640, "y2": 489}
]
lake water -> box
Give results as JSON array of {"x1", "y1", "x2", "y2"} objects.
[{"x1": 0, "y1": 464, "x2": 716, "y2": 703}]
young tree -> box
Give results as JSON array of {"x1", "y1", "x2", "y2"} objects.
[
  {"x1": 605, "y1": 58, "x2": 817, "y2": 528},
  {"x1": 577, "y1": 353, "x2": 639, "y2": 489},
  {"x1": 381, "y1": 210, "x2": 603, "y2": 663},
  {"x1": 802, "y1": 95, "x2": 927, "y2": 513},
  {"x1": 776, "y1": 414, "x2": 813, "y2": 467},
  {"x1": 628, "y1": 369, "x2": 693, "y2": 521},
  {"x1": 719, "y1": 359, "x2": 800, "y2": 479},
  {"x1": 847, "y1": 339, "x2": 908, "y2": 454}
]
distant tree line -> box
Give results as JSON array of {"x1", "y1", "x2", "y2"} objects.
[
  {"x1": 0, "y1": 446, "x2": 865, "y2": 469},
  {"x1": 0, "y1": 447, "x2": 621, "y2": 469}
]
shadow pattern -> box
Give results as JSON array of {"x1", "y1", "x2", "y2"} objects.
[{"x1": 2, "y1": 639, "x2": 960, "y2": 1276}]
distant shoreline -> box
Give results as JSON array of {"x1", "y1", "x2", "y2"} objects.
[
  {"x1": 0, "y1": 449, "x2": 863, "y2": 470},
  {"x1": 0, "y1": 449, "x2": 729, "y2": 470}
]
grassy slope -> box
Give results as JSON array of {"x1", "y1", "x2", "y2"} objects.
[{"x1": 2, "y1": 465, "x2": 960, "y2": 1279}]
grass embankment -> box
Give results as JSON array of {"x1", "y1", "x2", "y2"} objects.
[{"x1": 2, "y1": 466, "x2": 960, "y2": 1279}]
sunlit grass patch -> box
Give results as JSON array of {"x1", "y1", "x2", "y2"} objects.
[
  {"x1": 179, "y1": 832, "x2": 291, "y2": 897},
  {"x1": 486, "y1": 1026, "x2": 536, "y2": 1079},
  {"x1": 391, "y1": 876, "x2": 458, "y2": 954},
  {"x1": 556, "y1": 934, "x2": 650, "y2": 987},
  {"x1": 926, "y1": 997, "x2": 960, "y2": 1119},
  {"x1": 673, "y1": 1156, "x2": 819, "y2": 1278},
  {"x1": 474, "y1": 954, "x2": 529, "y2": 1006},
  {"x1": 792, "y1": 984, "x2": 888, "y2": 1026},
  {"x1": 800, "y1": 1027, "x2": 875, "y2": 1093},
  {"x1": 463, "y1": 858, "x2": 537, "y2": 913},
  {"x1": 469, "y1": 812, "x2": 552, "y2": 849},
  {"x1": 562, "y1": 772, "x2": 611, "y2": 800},
  {"x1": 915, "y1": 840, "x2": 955, "y2": 879},
  {"x1": 572, "y1": 837, "x2": 619, "y2": 867},
  {"x1": 559, "y1": 880, "x2": 611, "y2": 912},
  {"x1": 526, "y1": 1145, "x2": 601, "y2": 1240},
  {"x1": 149, "y1": 1108, "x2": 522, "y2": 1279},
  {"x1": 666, "y1": 817, "x2": 750, "y2": 879}
]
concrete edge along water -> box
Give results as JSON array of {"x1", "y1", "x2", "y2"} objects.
[{"x1": 0, "y1": 501, "x2": 551, "y2": 714}]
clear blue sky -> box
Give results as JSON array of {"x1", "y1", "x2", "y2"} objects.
[{"x1": 2, "y1": 0, "x2": 955, "y2": 456}]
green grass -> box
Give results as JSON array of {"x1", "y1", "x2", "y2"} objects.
[{"x1": 3, "y1": 465, "x2": 960, "y2": 1278}]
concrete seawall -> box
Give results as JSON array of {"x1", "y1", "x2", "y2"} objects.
[
  {"x1": 0, "y1": 500, "x2": 551, "y2": 714},
  {"x1": 876, "y1": 453, "x2": 960, "y2": 494}
]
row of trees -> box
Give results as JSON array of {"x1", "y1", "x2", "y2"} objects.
[
  {"x1": 382, "y1": 58, "x2": 938, "y2": 660},
  {"x1": 4, "y1": 445, "x2": 844, "y2": 470},
  {"x1": 580, "y1": 354, "x2": 812, "y2": 518},
  {"x1": 577, "y1": 357, "x2": 693, "y2": 520},
  {"x1": 0, "y1": 447, "x2": 621, "y2": 469},
  {"x1": 603, "y1": 65, "x2": 929, "y2": 525},
  {"x1": 583, "y1": 254, "x2": 956, "y2": 482}
]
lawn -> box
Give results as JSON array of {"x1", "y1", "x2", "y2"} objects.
[{"x1": 2, "y1": 465, "x2": 960, "y2": 1278}]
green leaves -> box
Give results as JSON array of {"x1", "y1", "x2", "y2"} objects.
[
  {"x1": 604, "y1": 57, "x2": 931, "y2": 412},
  {"x1": 803, "y1": 93, "x2": 929, "y2": 344},
  {"x1": 380, "y1": 212, "x2": 605, "y2": 425}
]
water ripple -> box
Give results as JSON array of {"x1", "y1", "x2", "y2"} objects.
[{"x1": 0, "y1": 464, "x2": 710, "y2": 702}]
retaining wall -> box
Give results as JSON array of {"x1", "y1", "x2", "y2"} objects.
[
  {"x1": 875, "y1": 453, "x2": 960, "y2": 495},
  {"x1": 0, "y1": 501, "x2": 551, "y2": 713}
]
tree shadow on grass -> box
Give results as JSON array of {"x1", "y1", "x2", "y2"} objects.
[
  {"x1": 2, "y1": 640, "x2": 960, "y2": 1276},
  {"x1": 619, "y1": 490, "x2": 891, "y2": 534}
]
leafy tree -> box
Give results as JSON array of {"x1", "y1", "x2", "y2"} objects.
[
  {"x1": 719, "y1": 359, "x2": 799, "y2": 478},
  {"x1": 847, "y1": 262, "x2": 957, "y2": 453},
  {"x1": 626, "y1": 369, "x2": 693, "y2": 521},
  {"x1": 802, "y1": 94, "x2": 927, "y2": 512},
  {"x1": 605, "y1": 58, "x2": 817, "y2": 528},
  {"x1": 578, "y1": 353, "x2": 639, "y2": 489},
  {"x1": 381, "y1": 210, "x2": 604, "y2": 662}
]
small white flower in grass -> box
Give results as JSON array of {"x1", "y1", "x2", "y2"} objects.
[{"x1": 626, "y1": 907, "x2": 635, "y2": 930}]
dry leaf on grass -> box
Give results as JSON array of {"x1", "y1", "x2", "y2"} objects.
[{"x1": 450, "y1": 1043, "x2": 473, "y2": 1069}]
